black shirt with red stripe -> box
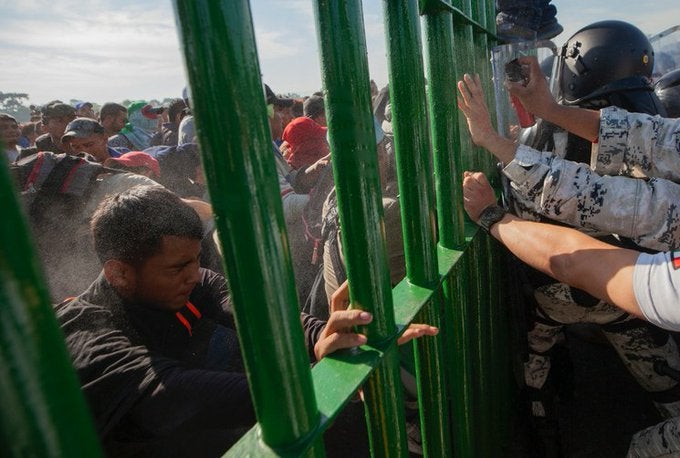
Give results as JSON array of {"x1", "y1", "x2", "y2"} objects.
[{"x1": 56, "y1": 268, "x2": 326, "y2": 457}]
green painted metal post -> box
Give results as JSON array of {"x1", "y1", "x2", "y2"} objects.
[
  {"x1": 313, "y1": 0, "x2": 395, "y2": 357},
  {"x1": 0, "y1": 1, "x2": 524, "y2": 457},
  {"x1": 421, "y1": 0, "x2": 466, "y2": 249},
  {"x1": 382, "y1": 1, "x2": 454, "y2": 456},
  {"x1": 451, "y1": 0, "x2": 477, "y2": 173},
  {"x1": 439, "y1": 246, "x2": 477, "y2": 457},
  {"x1": 0, "y1": 148, "x2": 102, "y2": 457},
  {"x1": 475, "y1": 0, "x2": 499, "y2": 179},
  {"x1": 173, "y1": 1, "x2": 322, "y2": 453},
  {"x1": 487, "y1": 234, "x2": 512, "y2": 451},
  {"x1": 382, "y1": 0, "x2": 438, "y2": 284},
  {"x1": 312, "y1": 1, "x2": 409, "y2": 456}
]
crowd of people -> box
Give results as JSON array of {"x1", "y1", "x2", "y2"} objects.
[
  {"x1": 2, "y1": 8, "x2": 680, "y2": 458},
  {"x1": 1, "y1": 76, "x2": 435, "y2": 456}
]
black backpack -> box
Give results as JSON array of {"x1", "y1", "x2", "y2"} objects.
[{"x1": 11, "y1": 151, "x2": 109, "y2": 216}]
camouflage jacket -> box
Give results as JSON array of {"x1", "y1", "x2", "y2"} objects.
[{"x1": 503, "y1": 106, "x2": 680, "y2": 252}]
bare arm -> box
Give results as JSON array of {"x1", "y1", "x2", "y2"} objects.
[
  {"x1": 463, "y1": 171, "x2": 642, "y2": 318},
  {"x1": 509, "y1": 56, "x2": 600, "y2": 142}
]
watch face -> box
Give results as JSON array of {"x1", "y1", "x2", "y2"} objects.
[{"x1": 479, "y1": 206, "x2": 505, "y2": 232}]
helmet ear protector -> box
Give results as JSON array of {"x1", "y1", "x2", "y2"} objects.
[{"x1": 655, "y1": 68, "x2": 680, "y2": 117}]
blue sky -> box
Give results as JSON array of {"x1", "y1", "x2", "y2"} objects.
[{"x1": 0, "y1": 0, "x2": 679, "y2": 105}]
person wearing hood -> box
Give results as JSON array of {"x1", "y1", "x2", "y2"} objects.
[{"x1": 108, "y1": 101, "x2": 162, "y2": 151}]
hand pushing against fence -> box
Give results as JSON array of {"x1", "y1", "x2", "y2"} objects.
[
  {"x1": 457, "y1": 73, "x2": 518, "y2": 164},
  {"x1": 315, "y1": 280, "x2": 439, "y2": 360}
]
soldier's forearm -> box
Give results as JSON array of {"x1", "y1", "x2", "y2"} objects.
[
  {"x1": 489, "y1": 213, "x2": 642, "y2": 318},
  {"x1": 480, "y1": 134, "x2": 518, "y2": 164},
  {"x1": 541, "y1": 103, "x2": 600, "y2": 143}
]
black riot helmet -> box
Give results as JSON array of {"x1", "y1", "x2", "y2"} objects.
[
  {"x1": 556, "y1": 20, "x2": 655, "y2": 106},
  {"x1": 654, "y1": 68, "x2": 680, "y2": 117}
]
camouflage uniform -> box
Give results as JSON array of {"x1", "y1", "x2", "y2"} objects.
[
  {"x1": 502, "y1": 107, "x2": 680, "y2": 452},
  {"x1": 504, "y1": 107, "x2": 680, "y2": 251}
]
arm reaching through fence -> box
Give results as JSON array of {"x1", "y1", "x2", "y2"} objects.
[{"x1": 316, "y1": 280, "x2": 439, "y2": 360}]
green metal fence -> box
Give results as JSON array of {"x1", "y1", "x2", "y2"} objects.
[{"x1": 0, "y1": 0, "x2": 517, "y2": 456}]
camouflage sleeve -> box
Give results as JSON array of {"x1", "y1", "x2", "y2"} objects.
[
  {"x1": 593, "y1": 106, "x2": 680, "y2": 182},
  {"x1": 503, "y1": 144, "x2": 680, "y2": 251}
]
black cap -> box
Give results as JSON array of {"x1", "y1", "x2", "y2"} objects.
[{"x1": 264, "y1": 84, "x2": 294, "y2": 108}]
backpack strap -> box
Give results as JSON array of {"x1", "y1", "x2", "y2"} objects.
[
  {"x1": 302, "y1": 165, "x2": 335, "y2": 265},
  {"x1": 321, "y1": 190, "x2": 347, "y2": 285},
  {"x1": 39, "y1": 155, "x2": 89, "y2": 194}
]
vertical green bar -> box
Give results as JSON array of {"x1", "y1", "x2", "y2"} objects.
[
  {"x1": 486, "y1": 0, "x2": 501, "y2": 180},
  {"x1": 382, "y1": 0, "x2": 438, "y2": 285},
  {"x1": 313, "y1": 0, "x2": 394, "y2": 346},
  {"x1": 383, "y1": 1, "x2": 452, "y2": 457},
  {"x1": 473, "y1": 234, "x2": 494, "y2": 456},
  {"x1": 439, "y1": 247, "x2": 476, "y2": 457},
  {"x1": 487, "y1": 234, "x2": 510, "y2": 451},
  {"x1": 451, "y1": 0, "x2": 476, "y2": 173},
  {"x1": 421, "y1": 0, "x2": 465, "y2": 249},
  {"x1": 312, "y1": 1, "x2": 408, "y2": 456},
  {"x1": 173, "y1": 0, "x2": 320, "y2": 451},
  {"x1": 471, "y1": 0, "x2": 491, "y2": 176},
  {"x1": 466, "y1": 2, "x2": 498, "y2": 454},
  {"x1": 477, "y1": 0, "x2": 499, "y2": 179},
  {"x1": 0, "y1": 151, "x2": 102, "y2": 456}
]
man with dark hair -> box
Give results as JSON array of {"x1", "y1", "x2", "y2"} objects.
[
  {"x1": 150, "y1": 98, "x2": 186, "y2": 146},
  {"x1": 265, "y1": 84, "x2": 296, "y2": 135},
  {"x1": 0, "y1": 113, "x2": 21, "y2": 162},
  {"x1": 56, "y1": 185, "x2": 437, "y2": 456},
  {"x1": 303, "y1": 94, "x2": 326, "y2": 125},
  {"x1": 61, "y1": 118, "x2": 127, "y2": 162},
  {"x1": 36, "y1": 101, "x2": 76, "y2": 154},
  {"x1": 99, "y1": 102, "x2": 128, "y2": 138}
]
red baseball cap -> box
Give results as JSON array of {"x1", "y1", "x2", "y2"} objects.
[{"x1": 106, "y1": 151, "x2": 160, "y2": 178}]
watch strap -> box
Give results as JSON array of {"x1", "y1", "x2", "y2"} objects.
[{"x1": 478, "y1": 205, "x2": 506, "y2": 232}]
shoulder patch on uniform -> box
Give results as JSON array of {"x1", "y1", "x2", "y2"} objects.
[{"x1": 672, "y1": 251, "x2": 680, "y2": 270}]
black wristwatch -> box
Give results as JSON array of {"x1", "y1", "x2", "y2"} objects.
[{"x1": 478, "y1": 205, "x2": 506, "y2": 232}]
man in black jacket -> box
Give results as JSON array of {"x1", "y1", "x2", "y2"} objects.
[{"x1": 56, "y1": 185, "x2": 436, "y2": 456}]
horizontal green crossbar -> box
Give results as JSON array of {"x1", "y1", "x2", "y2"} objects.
[
  {"x1": 225, "y1": 236, "x2": 487, "y2": 457},
  {"x1": 226, "y1": 279, "x2": 433, "y2": 456},
  {"x1": 420, "y1": 0, "x2": 498, "y2": 38}
]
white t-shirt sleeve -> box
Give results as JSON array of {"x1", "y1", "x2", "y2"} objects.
[{"x1": 633, "y1": 252, "x2": 680, "y2": 331}]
